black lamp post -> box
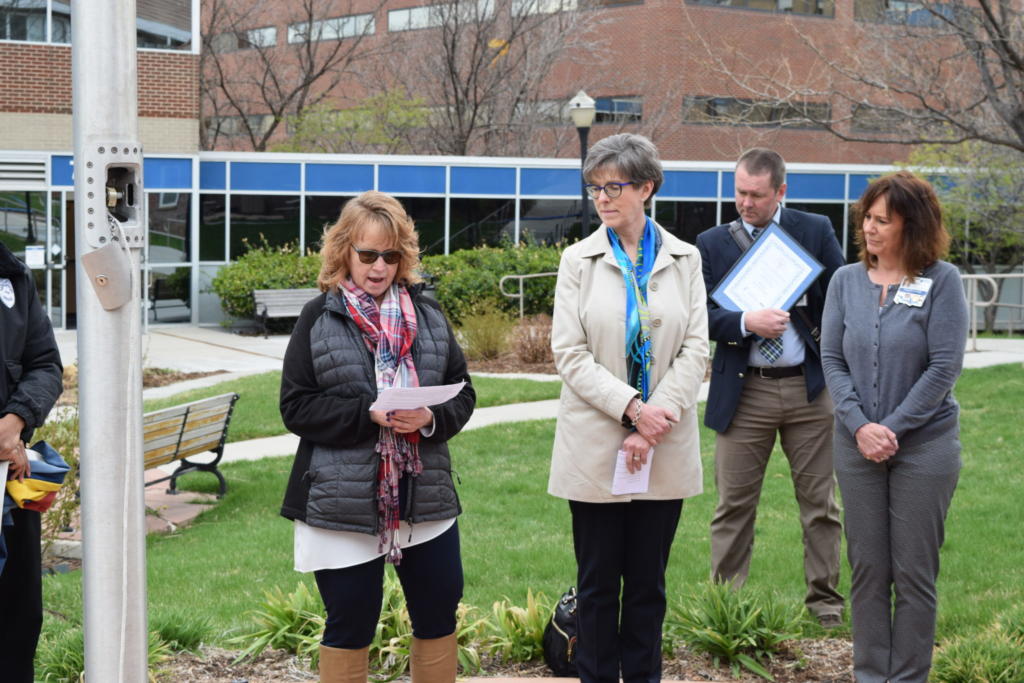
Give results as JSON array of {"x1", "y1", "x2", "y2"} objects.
[{"x1": 569, "y1": 90, "x2": 596, "y2": 235}]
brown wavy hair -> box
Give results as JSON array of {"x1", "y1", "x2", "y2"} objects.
[
  {"x1": 853, "y1": 171, "x2": 950, "y2": 276},
  {"x1": 316, "y1": 190, "x2": 422, "y2": 292}
]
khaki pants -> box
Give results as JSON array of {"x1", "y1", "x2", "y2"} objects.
[{"x1": 709, "y1": 373, "x2": 843, "y2": 617}]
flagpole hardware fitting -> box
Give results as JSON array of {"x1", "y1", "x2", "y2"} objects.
[{"x1": 77, "y1": 141, "x2": 146, "y2": 250}]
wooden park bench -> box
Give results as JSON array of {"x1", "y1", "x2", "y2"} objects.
[
  {"x1": 252, "y1": 288, "x2": 320, "y2": 337},
  {"x1": 143, "y1": 392, "x2": 240, "y2": 498}
]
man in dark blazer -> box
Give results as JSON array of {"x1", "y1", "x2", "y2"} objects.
[{"x1": 696, "y1": 148, "x2": 845, "y2": 626}]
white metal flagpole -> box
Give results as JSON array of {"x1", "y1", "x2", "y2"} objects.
[{"x1": 71, "y1": 0, "x2": 149, "y2": 680}]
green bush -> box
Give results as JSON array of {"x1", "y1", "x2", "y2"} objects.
[
  {"x1": 665, "y1": 582, "x2": 804, "y2": 681},
  {"x1": 37, "y1": 628, "x2": 170, "y2": 682},
  {"x1": 483, "y1": 589, "x2": 553, "y2": 663},
  {"x1": 421, "y1": 243, "x2": 562, "y2": 325},
  {"x1": 208, "y1": 240, "x2": 321, "y2": 321}
]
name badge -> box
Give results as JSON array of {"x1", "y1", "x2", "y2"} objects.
[{"x1": 894, "y1": 277, "x2": 932, "y2": 307}]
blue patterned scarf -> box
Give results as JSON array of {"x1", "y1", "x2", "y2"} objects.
[{"x1": 607, "y1": 217, "x2": 660, "y2": 401}]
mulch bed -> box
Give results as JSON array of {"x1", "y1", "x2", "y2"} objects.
[{"x1": 156, "y1": 638, "x2": 853, "y2": 682}]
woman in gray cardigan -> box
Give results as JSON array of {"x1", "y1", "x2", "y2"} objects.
[{"x1": 820, "y1": 171, "x2": 967, "y2": 683}]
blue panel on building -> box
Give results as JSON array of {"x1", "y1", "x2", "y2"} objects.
[
  {"x1": 231, "y1": 162, "x2": 301, "y2": 191},
  {"x1": 786, "y1": 173, "x2": 845, "y2": 200},
  {"x1": 660, "y1": 171, "x2": 717, "y2": 198},
  {"x1": 848, "y1": 174, "x2": 875, "y2": 199},
  {"x1": 51, "y1": 155, "x2": 74, "y2": 186},
  {"x1": 721, "y1": 174, "x2": 734, "y2": 197},
  {"x1": 200, "y1": 161, "x2": 226, "y2": 190},
  {"x1": 305, "y1": 164, "x2": 373, "y2": 192},
  {"x1": 379, "y1": 165, "x2": 445, "y2": 194},
  {"x1": 450, "y1": 166, "x2": 515, "y2": 195},
  {"x1": 144, "y1": 158, "x2": 191, "y2": 189},
  {"x1": 520, "y1": 168, "x2": 579, "y2": 196}
]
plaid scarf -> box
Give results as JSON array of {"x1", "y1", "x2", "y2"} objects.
[{"x1": 339, "y1": 279, "x2": 421, "y2": 564}]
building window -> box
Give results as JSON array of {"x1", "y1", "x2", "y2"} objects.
[
  {"x1": 199, "y1": 194, "x2": 226, "y2": 262},
  {"x1": 854, "y1": 0, "x2": 951, "y2": 24},
  {"x1": 682, "y1": 96, "x2": 830, "y2": 128},
  {"x1": 685, "y1": 0, "x2": 834, "y2": 17},
  {"x1": 654, "y1": 201, "x2": 717, "y2": 245},
  {"x1": 288, "y1": 13, "x2": 374, "y2": 42},
  {"x1": 229, "y1": 195, "x2": 300, "y2": 260},
  {"x1": 1, "y1": 0, "x2": 193, "y2": 49},
  {"x1": 447, "y1": 198, "x2": 516, "y2": 252},
  {"x1": 388, "y1": 0, "x2": 494, "y2": 32},
  {"x1": 511, "y1": 0, "x2": 577, "y2": 16},
  {"x1": 210, "y1": 26, "x2": 277, "y2": 52},
  {"x1": 148, "y1": 192, "x2": 191, "y2": 263},
  {"x1": 205, "y1": 115, "x2": 275, "y2": 140},
  {"x1": 595, "y1": 96, "x2": 642, "y2": 123}
]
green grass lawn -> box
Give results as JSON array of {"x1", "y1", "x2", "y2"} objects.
[
  {"x1": 142, "y1": 371, "x2": 562, "y2": 442},
  {"x1": 42, "y1": 364, "x2": 1023, "y2": 649}
]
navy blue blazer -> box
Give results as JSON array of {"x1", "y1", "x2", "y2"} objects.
[{"x1": 696, "y1": 207, "x2": 845, "y2": 433}]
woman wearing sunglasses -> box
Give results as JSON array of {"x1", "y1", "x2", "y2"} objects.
[
  {"x1": 549, "y1": 133, "x2": 709, "y2": 683},
  {"x1": 279, "y1": 190, "x2": 475, "y2": 683}
]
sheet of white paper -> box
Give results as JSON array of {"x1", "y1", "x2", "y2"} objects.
[
  {"x1": 721, "y1": 232, "x2": 814, "y2": 311},
  {"x1": 0, "y1": 461, "x2": 8, "y2": 483},
  {"x1": 611, "y1": 448, "x2": 654, "y2": 495},
  {"x1": 369, "y1": 381, "x2": 466, "y2": 412}
]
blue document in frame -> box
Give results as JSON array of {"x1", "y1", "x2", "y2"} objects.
[{"x1": 709, "y1": 223, "x2": 825, "y2": 313}]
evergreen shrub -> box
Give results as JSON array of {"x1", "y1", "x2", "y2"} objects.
[
  {"x1": 209, "y1": 240, "x2": 321, "y2": 321},
  {"x1": 420, "y1": 243, "x2": 562, "y2": 325}
]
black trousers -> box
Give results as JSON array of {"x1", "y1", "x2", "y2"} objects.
[
  {"x1": 569, "y1": 499, "x2": 683, "y2": 683},
  {"x1": 0, "y1": 508, "x2": 43, "y2": 683},
  {"x1": 314, "y1": 520, "x2": 463, "y2": 649}
]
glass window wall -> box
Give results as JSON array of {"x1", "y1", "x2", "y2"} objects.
[
  {"x1": 229, "y1": 194, "x2": 300, "y2": 260},
  {"x1": 148, "y1": 192, "x2": 191, "y2": 263},
  {"x1": 2, "y1": 0, "x2": 193, "y2": 49},
  {"x1": 447, "y1": 199, "x2": 516, "y2": 252},
  {"x1": 199, "y1": 194, "x2": 226, "y2": 261},
  {"x1": 304, "y1": 195, "x2": 348, "y2": 254},
  {"x1": 654, "y1": 200, "x2": 717, "y2": 244},
  {"x1": 148, "y1": 265, "x2": 192, "y2": 323}
]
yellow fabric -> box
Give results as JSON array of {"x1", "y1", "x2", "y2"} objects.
[{"x1": 6, "y1": 477, "x2": 61, "y2": 504}]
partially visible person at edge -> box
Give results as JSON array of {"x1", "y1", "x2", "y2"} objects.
[
  {"x1": 696, "y1": 148, "x2": 846, "y2": 627},
  {"x1": 279, "y1": 190, "x2": 475, "y2": 683},
  {"x1": 549, "y1": 133, "x2": 709, "y2": 683},
  {"x1": 821, "y1": 171, "x2": 967, "y2": 683},
  {"x1": 0, "y1": 241, "x2": 63, "y2": 682}
]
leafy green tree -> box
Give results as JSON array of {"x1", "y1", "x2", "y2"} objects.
[
  {"x1": 272, "y1": 90, "x2": 429, "y2": 154},
  {"x1": 906, "y1": 142, "x2": 1024, "y2": 331}
]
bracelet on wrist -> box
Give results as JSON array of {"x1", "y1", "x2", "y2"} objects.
[{"x1": 631, "y1": 399, "x2": 644, "y2": 427}]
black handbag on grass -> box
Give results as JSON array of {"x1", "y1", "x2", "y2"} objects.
[{"x1": 542, "y1": 586, "x2": 579, "y2": 677}]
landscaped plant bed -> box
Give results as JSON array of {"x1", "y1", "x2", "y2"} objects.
[{"x1": 156, "y1": 638, "x2": 853, "y2": 682}]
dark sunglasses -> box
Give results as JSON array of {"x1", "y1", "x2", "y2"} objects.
[{"x1": 352, "y1": 245, "x2": 402, "y2": 265}]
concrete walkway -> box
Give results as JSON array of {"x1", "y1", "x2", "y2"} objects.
[{"x1": 50, "y1": 324, "x2": 1024, "y2": 535}]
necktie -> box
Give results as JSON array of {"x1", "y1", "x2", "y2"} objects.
[{"x1": 751, "y1": 224, "x2": 783, "y2": 362}]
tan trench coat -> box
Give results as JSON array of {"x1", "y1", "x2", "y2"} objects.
[{"x1": 548, "y1": 223, "x2": 709, "y2": 503}]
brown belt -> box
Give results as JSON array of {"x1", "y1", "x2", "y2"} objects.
[{"x1": 747, "y1": 365, "x2": 804, "y2": 379}]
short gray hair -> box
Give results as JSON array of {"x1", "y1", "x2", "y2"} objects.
[
  {"x1": 737, "y1": 148, "x2": 786, "y2": 190},
  {"x1": 583, "y1": 133, "x2": 663, "y2": 206}
]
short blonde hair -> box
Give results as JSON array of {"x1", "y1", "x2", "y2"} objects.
[{"x1": 317, "y1": 191, "x2": 422, "y2": 292}]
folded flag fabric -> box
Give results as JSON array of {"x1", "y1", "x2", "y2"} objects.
[{"x1": 5, "y1": 441, "x2": 70, "y2": 513}]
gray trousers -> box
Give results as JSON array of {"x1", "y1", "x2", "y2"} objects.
[
  {"x1": 834, "y1": 429, "x2": 960, "y2": 683},
  {"x1": 710, "y1": 374, "x2": 844, "y2": 618}
]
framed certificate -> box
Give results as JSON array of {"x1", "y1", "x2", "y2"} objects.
[{"x1": 710, "y1": 223, "x2": 825, "y2": 312}]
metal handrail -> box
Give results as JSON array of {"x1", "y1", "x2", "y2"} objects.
[
  {"x1": 499, "y1": 271, "x2": 558, "y2": 319},
  {"x1": 962, "y1": 272, "x2": 1024, "y2": 352}
]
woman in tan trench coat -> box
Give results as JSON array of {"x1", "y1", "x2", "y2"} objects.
[{"x1": 549, "y1": 133, "x2": 708, "y2": 683}]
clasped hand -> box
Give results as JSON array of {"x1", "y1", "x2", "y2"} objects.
[
  {"x1": 0, "y1": 413, "x2": 29, "y2": 481},
  {"x1": 632, "y1": 400, "x2": 678, "y2": 446},
  {"x1": 745, "y1": 308, "x2": 789, "y2": 339},
  {"x1": 855, "y1": 422, "x2": 898, "y2": 463},
  {"x1": 371, "y1": 407, "x2": 433, "y2": 434}
]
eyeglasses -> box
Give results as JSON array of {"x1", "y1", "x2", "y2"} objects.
[
  {"x1": 352, "y1": 246, "x2": 402, "y2": 265},
  {"x1": 585, "y1": 181, "x2": 630, "y2": 197}
]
